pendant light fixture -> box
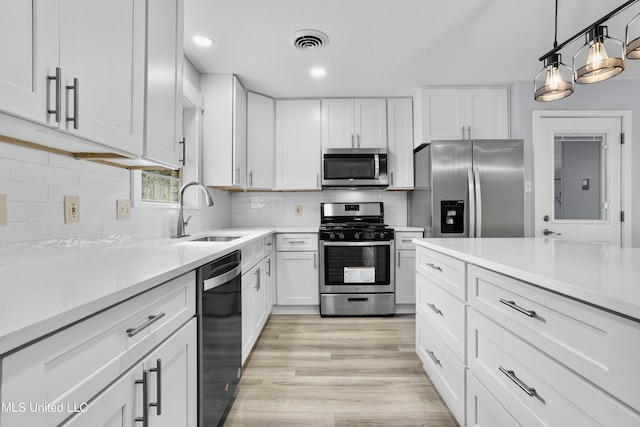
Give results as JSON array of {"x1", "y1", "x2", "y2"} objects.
[
  {"x1": 573, "y1": 25, "x2": 625, "y2": 83},
  {"x1": 626, "y1": 12, "x2": 640, "y2": 58},
  {"x1": 534, "y1": 0, "x2": 573, "y2": 101}
]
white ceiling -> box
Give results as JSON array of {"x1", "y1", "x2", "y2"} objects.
[{"x1": 184, "y1": 0, "x2": 640, "y2": 98}]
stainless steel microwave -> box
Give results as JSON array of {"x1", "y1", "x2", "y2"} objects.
[{"x1": 322, "y1": 148, "x2": 389, "y2": 188}]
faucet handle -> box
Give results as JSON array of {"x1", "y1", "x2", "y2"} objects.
[{"x1": 184, "y1": 215, "x2": 192, "y2": 226}]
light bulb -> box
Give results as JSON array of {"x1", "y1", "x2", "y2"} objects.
[{"x1": 586, "y1": 41, "x2": 609, "y2": 67}]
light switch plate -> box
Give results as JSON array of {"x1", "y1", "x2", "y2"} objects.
[
  {"x1": 0, "y1": 193, "x2": 7, "y2": 226},
  {"x1": 116, "y1": 199, "x2": 131, "y2": 220},
  {"x1": 64, "y1": 195, "x2": 80, "y2": 223}
]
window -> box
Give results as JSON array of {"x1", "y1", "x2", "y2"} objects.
[{"x1": 141, "y1": 169, "x2": 181, "y2": 203}]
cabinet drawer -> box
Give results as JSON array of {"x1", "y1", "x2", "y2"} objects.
[
  {"x1": 468, "y1": 309, "x2": 640, "y2": 427},
  {"x1": 467, "y1": 371, "x2": 519, "y2": 427},
  {"x1": 276, "y1": 233, "x2": 318, "y2": 251},
  {"x1": 468, "y1": 265, "x2": 640, "y2": 412},
  {"x1": 0, "y1": 272, "x2": 196, "y2": 427},
  {"x1": 416, "y1": 246, "x2": 466, "y2": 300},
  {"x1": 395, "y1": 232, "x2": 423, "y2": 250},
  {"x1": 416, "y1": 273, "x2": 466, "y2": 361},
  {"x1": 416, "y1": 314, "x2": 465, "y2": 426}
]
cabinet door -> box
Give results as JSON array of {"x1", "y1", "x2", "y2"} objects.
[
  {"x1": 241, "y1": 270, "x2": 255, "y2": 365},
  {"x1": 276, "y1": 251, "x2": 319, "y2": 305},
  {"x1": 251, "y1": 265, "x2": 267, "y2": 338},
  {"x1": 232, "y1": 77, "x2": 247, "y2": 188},
  {"x1": 321, "y1": 98, "x2": 355, "y2": 148},
  {"x1": 247, "y1": 92, "x2": 275, "y2": 189},
  {"x1": 387, "y1": 98, "x2": 414, "y2": 189},
  {"x1": 264, "y1": 252, "x2": 275, "y2": 313},
  {"x1": 419, "y1": 89, "x2": 465, "y2": 142},
  {"x1": 59, "y1": 0, "x2": 145, "y2": 154},
  {"x1": 0, "y1": 0, "x2": 59, "y2": 125},
  {"x1": 144, "y1": 0, "x2": 184, "y2": 167},
  {"x1": 145, "y1": 319, "x2": 197, "y2": 427},
  {"x1": 354, "y1": 98, "x2": 387, "y2": 148},
  {"x1": 275, "y1": 99, "x2": 321, "y2": 190},
  {"x1": 395, "y1": 250, "x2": 416, "y2": 304},
  {"x1": 465, "y1": 88, "x2": 509, "y2": 140}
]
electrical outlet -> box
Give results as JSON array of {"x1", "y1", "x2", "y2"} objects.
[
  {"x1": 116, "y1": 199, "x2": 131, "y2": 220},
  {"x1": 295, "y1": 205, "x2": 302, "y2": 216},
  {"x1": 0, "y1": 193, "x2": 7, "y2": 226},
  {"x1": 64, "y1": 195, "x2": 80, "y2": 223}
]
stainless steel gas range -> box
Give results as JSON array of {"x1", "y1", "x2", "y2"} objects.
[{"x1": 319, "y1": 202, "x2": 395, "y2": 316}]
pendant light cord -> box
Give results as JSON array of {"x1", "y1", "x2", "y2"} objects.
[{"x1": 554, "y1": 0, "x2": 558, "y2": 49}]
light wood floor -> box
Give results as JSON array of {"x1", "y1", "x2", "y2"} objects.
[{"x1": 223, "y1": 314, "x2": 459, "y2": 427}]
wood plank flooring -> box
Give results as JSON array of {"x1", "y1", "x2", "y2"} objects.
[{"x1": 223, "y1": 314, "x2": 459, "y2": 427}]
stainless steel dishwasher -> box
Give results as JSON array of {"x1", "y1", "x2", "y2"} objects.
[{"x1": 197, "y1": 250, "x2": 242, "y2": 427}]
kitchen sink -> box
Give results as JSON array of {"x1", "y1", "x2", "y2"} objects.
[{"x1": 188, "y1": 235, "x2": 243, "y2": 242}]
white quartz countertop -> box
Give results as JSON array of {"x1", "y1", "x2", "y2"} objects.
[
  {"x1": 413, "y1": 238, "x2": 640, "y2": 322},
  {"x1": 0, "y1": 228, "x2": 286, "y2": 356}
]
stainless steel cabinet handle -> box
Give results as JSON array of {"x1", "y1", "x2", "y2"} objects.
[
  {"x1": 461, "y1": 126, "x2": 465, "y2": 140},
  {"x1": 390, "y1": 171, "x2": 394, "y2": 186},
  {"x1": 135, "y1": 371, "x2": 149, "y2": 427},
  {"x1": 425, "y1": 262, "x2": 443, "y2": 272},
  {"x1": 314, "y1": 253, "x2": 317, "y2": 269},
  {"x1": 47, "y1": 67, "x2": 61, "y2": 123},
  {"x1": 149, "y1": 359, "x2": 162, "y2": 415},
  {"x1": 66, "y1": 78, "x2": 79, "y2": 129},
  {"x1": 254, "y1": 268, "x2": 261, "y2": 290},
  {"x1": 235, "y1": 167, "x2": 240, "y2": 185},
  {"x1": 267, "y1": 258, "x2": 271, "y2": 276},
  {"x1": 499, "y1": 366, "x2": 537, "y2": 397},
  {"x1": 397, "y1": 255, "x2": 401, "y2": 267},
  {"x1": 127, "y1": 313, "x2": 166, "y2": 337},
  {"x1": 427, "y1": 302, "x2": 443, "y2": 316},
  {"x1": 288, "y1": 240, "x2": 307, "y2": 244},
  {"x1": 427, "y1": 349, "x2": 442, "y2": 367},
  {"x1": 467, "y1": 126, "x2": 471, "y2": 140},
  {"x1": 401, "y1": 238, "x2": 414, "y2": 243},
  {"x1": 249, "y1": 171, "x2": 253, "y2": 186},
  {"x1": 178, "y1": 137, "x2": 186, "y2": 166},
  {"x1": 499, "y1": 298, "x2": 536, "y2": 318}
]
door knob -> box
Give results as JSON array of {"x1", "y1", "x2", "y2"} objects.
[{"x1": 542, "y1": 229, "x2": 562, "y2": 236}]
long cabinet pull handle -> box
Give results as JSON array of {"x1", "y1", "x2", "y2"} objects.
[
  {"x1": 314, "y1": 253, "x2": 317, "y2": 269},
  {"x1": 178, "y1": 137, "x2": 186, "y2": 166},
  {"x1": 499, "y1": 366, "x2": 537, "y2": 397},
  {"x1": 135, "y1": 370, "x2": 149, "y2": 427},
  {"x1": 461, "y1": 126, "x2": 465, "y2": 140},
  {"x1": 425, "y1": 262, "x2": 443, "y2": 272},
  {"x1": 127, "y1": 313, "x2": 166, "y2": 337},
  {"x1": 149, "y1": 359, "x2": 162, "y2": 415},
  {"x1": 499, "y1": 298, "x2": 536, "y2": 318},
  {"x1": 426, "y1": 349, "x2": 442, "y2": 367},
  {"x1": 66, "y1": 78, "x2": 79, "y2": 129},
  {"x1": 267, "y1": 258, "x2": 271, "y2": 276},
  {"x1": 467, "y1": 126, "x2": 471, "y2": 140},
  {"x1": 47, "y1": 67, "x2": 62, "y2": 123},
  {"x1": 254, "y1": 268, "x2": 261, "y2": 290},
  {"x1": 427, "y1": 302, "x2": 443, "y2": 316}
]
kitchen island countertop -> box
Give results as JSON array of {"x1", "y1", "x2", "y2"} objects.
[{"x1": 413, "y1": 237, "x2": 640, "y2": 322}]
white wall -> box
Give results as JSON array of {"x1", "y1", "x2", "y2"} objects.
[
  {"x1": 510, "y1": 78, "x2": 640, "y2": 247},
  {"x1": 0, "y1": 143, "x2": 231, "y2": 265}
]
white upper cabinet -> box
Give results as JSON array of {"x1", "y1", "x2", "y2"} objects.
[
  {"x1": 0, "y1": 0, "x2": 146, "y2": 156},
  {"x1": 413, "y1": 87, "x2": 509, "y2": 146},
  {"x1": 275, "y1": 99, "x2": 321, "y2": 190},
  {"x1": 321, "y1": 98, "x2": 387, "y2": 149},
  {"x1": 247, "y1": 92, "x2": 275, "y2": 190},
  {"x1": 143, "y1": 0, "x2": 184, "y2": 168},
  {"x1": 202, "y1": 74, "x2": 247, "y2": 189},
  {"x1": 386, "y1": 98, "x2": 414, "y2": 189}
]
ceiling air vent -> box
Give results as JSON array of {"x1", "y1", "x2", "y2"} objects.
[{"x1": 292, "y1": 29, "x2": 329, "y2": 51}]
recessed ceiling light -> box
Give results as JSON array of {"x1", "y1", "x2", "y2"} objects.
[
  {"x1": 310, "y1": 67, "x2": 327, "y2": 78},
  {"x1": 193, "y1": 35, "x2": 214, "y2": 47}
]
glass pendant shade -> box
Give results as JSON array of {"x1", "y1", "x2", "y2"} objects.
[
  {"x1": 626, "y1": 13, "x2": 640, "y2": 58},
  {"x1": 534, "y1": 53, "x2": 574, "y2": 101},
  {"x1": 573, "y1": 26, "x2": 625, "y2": 83}
]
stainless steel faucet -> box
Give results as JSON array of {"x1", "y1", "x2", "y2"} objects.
[{"x1": 174, "y1": 181, "x2": 214, "y2": 238}]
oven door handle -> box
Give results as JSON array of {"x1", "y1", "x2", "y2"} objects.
[{"x1": 320, "y1": 241, "x2": 392, "y2": 247}]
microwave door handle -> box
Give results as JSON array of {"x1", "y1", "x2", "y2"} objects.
[
  {"x1": 467, "y1": 168, "x2": 475, "y2": 238},
  {"x1": 374, "y1": 154, "x2": 380, "y2": 179}
]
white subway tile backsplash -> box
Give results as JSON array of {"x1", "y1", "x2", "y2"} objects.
[
  {"x1": 0, "y1": 220, "x2": 49, "y2": 244},
  {"x1": 0, "y1": 158, "x2": 10, "y2": 179},
  {"x1": 1, "y1": 179, "x2": 49, "y2": 202},
  {"x1": 0, "y1": 142, "x2": 49, "y2": 164}
]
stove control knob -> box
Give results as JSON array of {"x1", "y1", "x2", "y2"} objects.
[
  {"x1": 339, "y1": 233, "x2": 345, "y2": 240},
  {"x1": 354, "y1": 232, "x2": 360, "y2": 240},
  {"x1": 329, "y1": 233, "x2": 335, "y2": 240},
  {"x1": 379, "y1": 232, "x2": 386, "y2": 239}
]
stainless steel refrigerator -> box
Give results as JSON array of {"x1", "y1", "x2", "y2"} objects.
[{"x1": 408, "y1": 140, "x2": 524, "y2": 238}]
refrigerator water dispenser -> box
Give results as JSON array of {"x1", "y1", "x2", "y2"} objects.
[{"x1": 441, "y1": 200, "x2": 464, "y2": 233}]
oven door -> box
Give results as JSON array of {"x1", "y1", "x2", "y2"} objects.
[{"x1": 320, "y1": 240, "x2": 394, "y2": 293}]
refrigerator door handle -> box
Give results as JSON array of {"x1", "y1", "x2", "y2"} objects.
[
  {"x1": 474, "y1": 167, "x2": 482, "y2": 238},
  {"x1": 467, "y1": 168, "x2": 476, "y2": 238}
]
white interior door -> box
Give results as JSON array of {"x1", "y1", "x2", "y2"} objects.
[{"x1": 534, "y1": 115, "x2": 623, "y2": 245}]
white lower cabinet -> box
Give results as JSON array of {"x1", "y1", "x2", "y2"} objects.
[
  {"x1": 394, "y1": 231, "x2": 422, "y2": 305},
  {"x1": 0, "y1": 272, "x2": 196, "y2": 427},
  {"x1": 276, "y1": 233, "x2": 319, "y2": 306},
  {"x1": 467, "y1": 372, "x2": 519, "y2": 427}
]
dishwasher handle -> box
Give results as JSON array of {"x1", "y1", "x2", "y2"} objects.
[{"x1": 203, "y1": 264, "x2": 242, "y2": 291}]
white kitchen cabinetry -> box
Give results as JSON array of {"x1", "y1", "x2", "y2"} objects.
[
  {"x1": 247, "y1": 92, "x2": 275, "y2": 189},
  {"x1": 202, "y1": 74, "x2": 247, "y2": 189},
  {"x1": 321, "y1": 98, "x2": 387, "y2": 149},
  {"x1": 0, "y1": 271, "x2": 196, "y2": 427},
  {"x1": 241, "y1": 234, "x2": 275, "y2": 364},
  {"x1": 275, "y1": 99, "x2": 321, "y2": 190},
  {"x1": 0, "y1": 0, "x2": 146, "y2": 155},
  {"x1": 143, "y1": 0, "x2": 184, "y2": 168},
  {"x1": 276, "y1": 233, "x2": 319, "y2": 306},
  {"x1": 394, "y1": 231, "x2": 422, "y2": 305},
  {"x1": 386, "y1": 98, "x2": 414, "y2": 189},
  {"x1": 413, "y1": 87, "x2": 508, "y2": 146}
]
